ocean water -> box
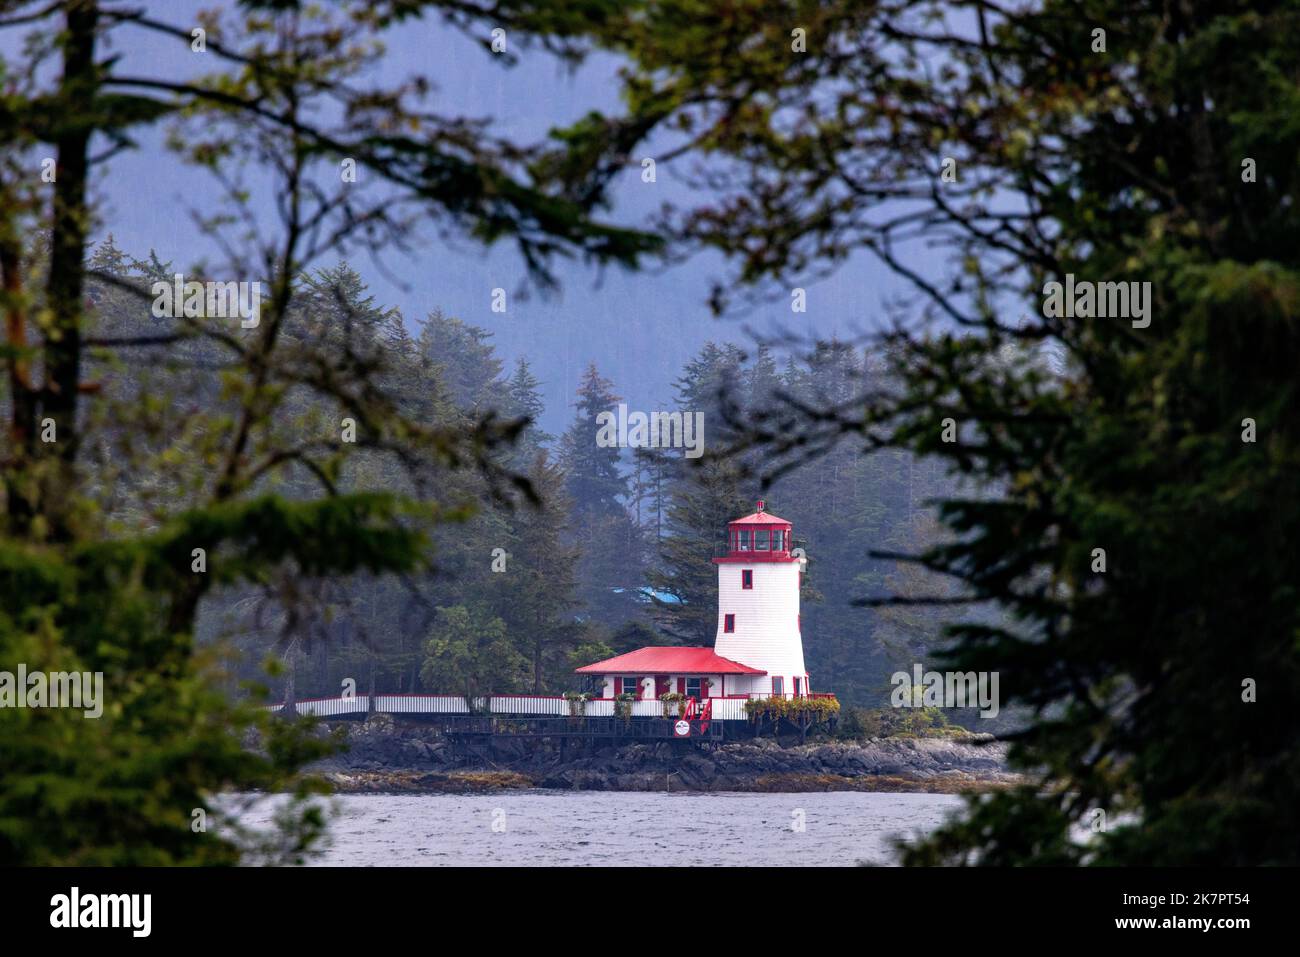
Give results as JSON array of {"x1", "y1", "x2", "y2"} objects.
[{"x1": 229, "y1": 790, "x2": 965, "y2": 866}]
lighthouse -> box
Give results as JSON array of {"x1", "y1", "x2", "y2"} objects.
[
  {"x1": 575, "y1": 502, "x2": 812, "y2": 700},
  {"x1": 711, "y1": 501, "x2": 808, "y2": 697}
]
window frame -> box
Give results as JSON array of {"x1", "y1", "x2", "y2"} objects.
[
  {"x1": 724, "y1": 614, "x2": 735, "y2": 633},
  {"x1": 741, "y1": 569, "x2": 753, "y2": 589}
]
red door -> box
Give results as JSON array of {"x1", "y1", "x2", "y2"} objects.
[{"x1": 655, "y1": 675, "x2": 670, "y2": 698}]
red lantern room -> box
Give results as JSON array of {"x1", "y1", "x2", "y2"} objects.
[{"x1": 719, "y1": 500, "x2": 794, "y2": 562}]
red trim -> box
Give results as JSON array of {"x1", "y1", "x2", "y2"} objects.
[
  {"x1": 341, "y1": 692, "x2": 481, "y2": 699},
  {"x1": 741, "y1": 569, "x2": 753, "y2": 589},
  {"x1": 728, "y1": 511, "x2": 792, "y2": 526},
  {"x1": 724, "y1": 614, "x2": 735, "y2": 633},
  {"x1": 713, "y1": 554, "x2": 799, "y2": 564}
]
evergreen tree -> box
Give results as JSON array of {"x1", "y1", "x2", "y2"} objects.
[
  {"x1": 417, "y1": 309, "x2": 507, "y2": 415},
  {"x1": 489, "y1": 457, "x2": 582, "y2": 691},
  {"x1": 619, "y1": 0, "x2": 1300, "y2": 864},
  {"x1": 420, "y1": 604, "x2": 529, "y2": 707},
  {"x1": 558, "y1": 364, "x2": 645, "y2": 626},
  {"x1": 558, "y1": 363, "x2": 629, "y2": 516},
  {"x1": 645, "y1": 343, "x2": 751, "y2": 642},
  {"x1": 646, "y1": 462, "x2": 751, "y2": 643},
  {"x1": 502, "y1": 358, "x2": 553, "y2": 468}
]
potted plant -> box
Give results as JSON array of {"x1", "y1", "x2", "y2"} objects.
[
  {"x1": 659, "y1": 691, "x2": 687, "y2": 718},
  {"x1": 614, "y1": 692, "x2": 636, "y2": 722},
  {"x1": 563, "y1": 691, "x2": 589, "y2": 717}
]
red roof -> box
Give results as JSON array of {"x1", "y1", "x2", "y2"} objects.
[
  {"x1": 575, "y1": 647, "x2": 766, "y2": 675},
  {"x1": 729, "y1": 509, "x2": 791, "y2": 526}
]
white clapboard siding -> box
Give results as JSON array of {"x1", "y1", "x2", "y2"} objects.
[{"x1": 713, "y1": 559, "x2": 807, "y2": 689}]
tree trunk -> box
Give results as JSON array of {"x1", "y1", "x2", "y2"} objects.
[
  {"x1": 280, "y1": 638, "x2": 299, "y2": 718},
  {"x1": 41, "y1": 0, "x2": 99, "y2": 542},
  {"x1": 0, "y1": 219, "x2": 37, "y2": 535}
]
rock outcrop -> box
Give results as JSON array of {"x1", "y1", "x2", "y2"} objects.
[{"x1": 308, "y1": 716, "x2": 1019, "y2": 793}]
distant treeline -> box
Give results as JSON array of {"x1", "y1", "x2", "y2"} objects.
[{"x1": 81, "y1": 240, "x2": 976, "y2": 710}]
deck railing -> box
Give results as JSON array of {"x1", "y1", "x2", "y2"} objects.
[{"x1": 268, "y1": 691, "x2": 834, "y2": 720}]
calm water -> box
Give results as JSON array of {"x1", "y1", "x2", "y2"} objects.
[{"x1": 232, "y1": 791, "x2": 964, "y2": 866}]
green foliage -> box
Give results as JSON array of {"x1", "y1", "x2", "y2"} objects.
[
  {"x1": 614, "y1": 692, "x2": 636, "y2": 722},
  {"x1": 645, "y1": 343, "x2": 752, "y2": 644},
  {"x1": 0, "y1": 0, "x2": 714, "y2": 865},
  {"x1": 743, "y1": 696, "x2": 841, "y2": 723},
  {"x1": 621, "y1": 0, "x2": 1300, "y2": 865},
  {"x1": 559, "y1": 364, "x2": 647, "y2": 628},
  {"x1": 658, "y1": 690, "x2": 687, "y2": 717},
  {"x1": 563, "y1": 690, "x2": 590, "y2": 716},
  {"x1": 568, "y1": 638, "x2": 616, "y2": 672},
  {"x1": 834, "y1": 706, "x2": 966, "y2": 741},
  {"x1": 419, "y1": 605, "x2": 529, "y2": 708},
  {"x1": 0, "y1": 516, "x2": 356, "y2": 864}
]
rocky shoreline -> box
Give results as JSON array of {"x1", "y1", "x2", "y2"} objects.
[{"x1": 307, "y1": 716, "x2": 1020, "y2": 794}]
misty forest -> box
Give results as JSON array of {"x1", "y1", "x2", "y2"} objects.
[{"x1": 2, "y1": 0, "x2": 1298, "y2": 868}]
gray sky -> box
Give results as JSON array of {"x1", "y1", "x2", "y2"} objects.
[{"x1": 5, "y1": 1, "x2": 911, "y2": 434}]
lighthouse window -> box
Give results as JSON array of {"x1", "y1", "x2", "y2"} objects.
[
  {"x1": 772, "y1": 530, "x2": 785, "y2": 551},
  {"x1": 772, "y1": 677, "x2": 785, "y2": 696},
  {"x1": 742, "y1": 569, "x2": 753, "y2": 589},
  {"x1": 724, "y1": 614, "x2": 735, "y2": 633},
  {"x1": 755, "y1": 529, "x2": 770, "y2": 550},
  {"x1": 738, "y1": 529, "x2": 752, "y2": 550}
]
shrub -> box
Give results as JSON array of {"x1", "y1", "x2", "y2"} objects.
[{"x1": 744, "y1": 696, "x2": 841, "y2": 723}]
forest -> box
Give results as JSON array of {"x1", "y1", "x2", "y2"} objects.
[
  {"x1": 3, "y1": 0, "x2": 1297, "y2": 868},
  {"x1": 78, "y1": 238, "x2": 965, "y2": 712}
]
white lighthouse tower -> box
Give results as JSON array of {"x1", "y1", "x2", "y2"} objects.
[
  {"x1": 712, "y1": 501, "x2": 809, "y2": 697},
  {"x1": 575, "y1": 500, "x2": 814, "y2": 704}
]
